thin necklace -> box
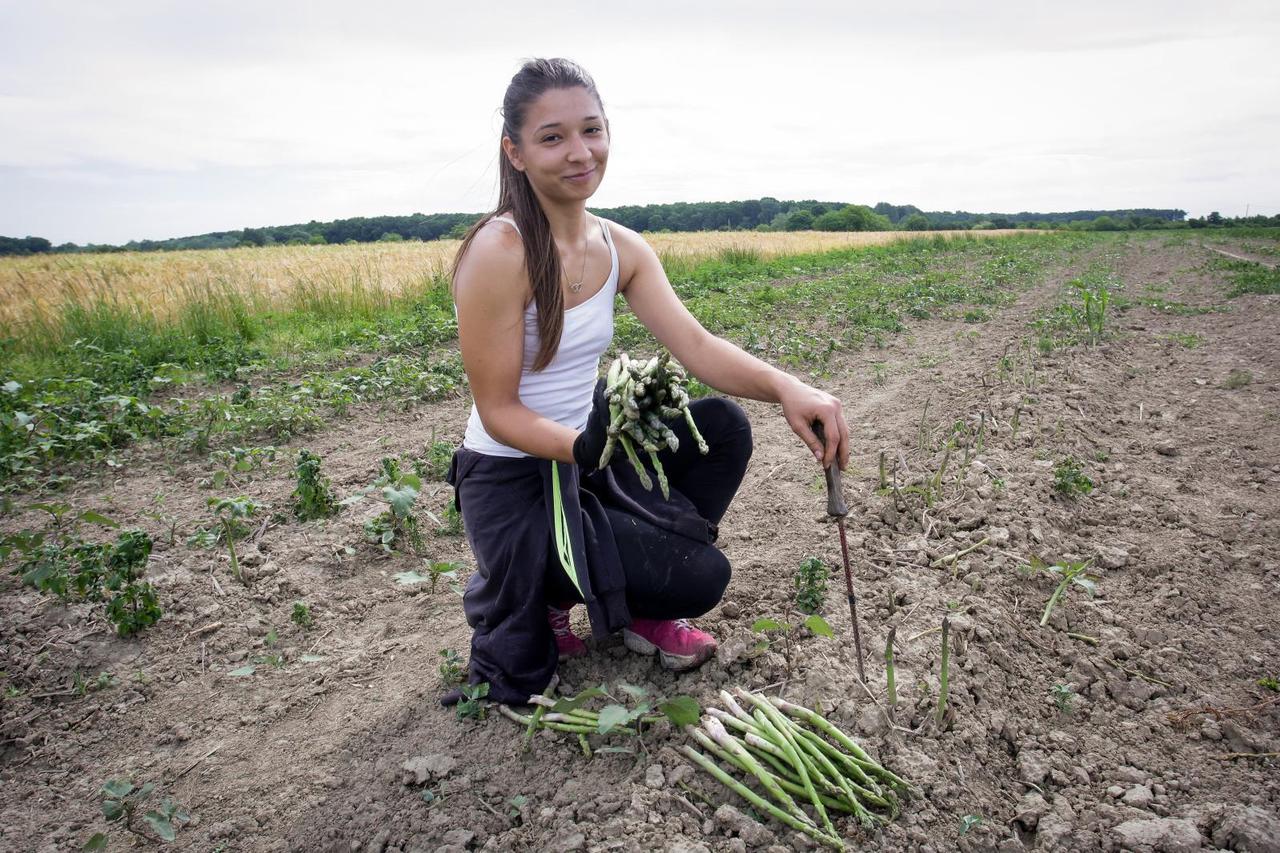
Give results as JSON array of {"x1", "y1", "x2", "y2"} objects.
[{"x1": 566, "y1": 216, "x2": 590, "y2": 293}]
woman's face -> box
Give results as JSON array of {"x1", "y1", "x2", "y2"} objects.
[{"x1": 504, "y1": 86, "x2": 609, "y2": 205}]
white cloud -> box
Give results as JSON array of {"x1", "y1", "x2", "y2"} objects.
[{"x1": 1, "y1": 0, "x2": 1277, "y2": 242}]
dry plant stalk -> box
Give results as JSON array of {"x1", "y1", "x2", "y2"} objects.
[{"x1": 1167, "y1": 695, "x2": 1280, "y2": 728}]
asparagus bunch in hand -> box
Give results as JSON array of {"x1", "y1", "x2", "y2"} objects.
[{"x1": 599, "y1": 351, "x2": 708, "y2": 499}]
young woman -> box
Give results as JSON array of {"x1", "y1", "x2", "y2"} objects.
[{"x1": 446, "y1": 58, "x2": 848, "y2": 706}]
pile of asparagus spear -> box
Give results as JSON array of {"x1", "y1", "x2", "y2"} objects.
[
  {"x1": 600, "y1": 351, "x2": 707, "y2": 499},
  {"x1": 681, "y1": 689, "x2": 912, "y2": 851}
]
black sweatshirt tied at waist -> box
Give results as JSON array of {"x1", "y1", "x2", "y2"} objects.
[{"x1": 446, "y1": 447, "x2": 715, "y2": 704}]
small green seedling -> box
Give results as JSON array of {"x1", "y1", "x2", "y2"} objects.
[
  {"x1": 439, "y1": 649, "x2": 466, "y2": 687},
  {"x1": 1072, "y1": 275, "x2": 1111, "y2": 345},
  {"x1": 456, "y1": 681, "x2": 489, "y2": 721},
  {"x1": 73, "y1": 671, "x2": 117, "y2": 697},
  {"x1": 85, "y1": 778, "x2": 192, "y2": 847},
  {"x1": 204, "y1": 445, "x2": 277, "y2": 489},
  {"x1": 435, "y1": 502, "x2": 464, "y2": 537},
  {"x1": 255, "y1": 651, "x2": 285, "y2": 670},
  {"x1": 393, "y1": 560, "x2": 463, "y2": 594},
  {"x1": 959, "y1": 814, "x2": 984, "y2": 835},
  {"x1": 416, "y1": 433, "x2": 455, "y2": 481},
  {"x1": 751, "y1": 614, "x2": 833, "y2": 677},
  {"x1": 1052, "y1": 458, "x2": 1093, "y2": 498},
  {"x1": 425, "y1": 560, "x2": 462, "y2": 593},
  {"x1": 1035, "y1": 557, "x2": 1098, "y2": 627},
  {"x1": 507, "y1": 793, "x2": 529, "y2": 824},
  {"x1": 290, "y1": 602, "x2": 314, "y2": 630},
  {"x1": 1223, "y1": 369, "x2": 1253, "y2": 390},
  {"x1": 793, "y1": 556, "x2": 829, "y2": 615},
  {"x1": 292, "y1": 450, "x2": 340, "y2": 521},
  {"x1": 207, "y1": 496, "x2": 260, "y2": 585},
  {"x1": 361, "y1": 458, "x2": 425, "y2": 553},
  {"x1": 1258, "y1": 676, "x2": 1279, "y2": 692},
  {"x1": 1051, "y1": 683, "x2": 1075, "y2": 715}
]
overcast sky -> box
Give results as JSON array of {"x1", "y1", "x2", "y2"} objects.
[{"x1": 2, "y1": 1, "x2": 1277, "y2": 244}]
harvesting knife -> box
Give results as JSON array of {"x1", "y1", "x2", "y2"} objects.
[{"x1": 813, "y1": 421, "x2": 867, "y2": 682}]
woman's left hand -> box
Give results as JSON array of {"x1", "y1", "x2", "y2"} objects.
[{"x1": 778, "y1": 379, "x2": 849, "y2": 469}]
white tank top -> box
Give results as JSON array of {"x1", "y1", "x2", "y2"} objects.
[{"x1": 462, "y1": 214, "x2": 619, "y2": 458}]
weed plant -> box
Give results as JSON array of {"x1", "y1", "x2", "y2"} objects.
[
  {"x1": 205, "y1": 496, "x2": 260, "y2": 585},
  {"x1": 0, "y1": 509, "x2": 161, "y2": 636},
  {"x1": 1029, "y1": 557, "x2": 1098, "y2": 626},
  {"x1": 1051, "y1": 683, "x2": 1075, "y2": 715},
  {"x1": 1072, "y1": 273, "x2": 1112, "y2": 344},
  {"x1": 1214, "y1": 257, "x2": 1280, "y2": 296},
  {"x1": 360, "y1": 458, "x2": 425, "y2": 553},
  {"x1": 1030, "y1": 261, "x2": 1121, "y2": 350},
  {"x1": 750, "y1": 613, "x2": 834, "y2": 677},
  {"x1": 1165, "y1": 333, "x2": 1203, "y2": 348},
  {"x1": 439, "y1": 649, "x2": 466, "y2": 687},
  {"x1": 291, "y1": 450, "x2": 340, "y2": 520},
  {"x1": 456, "y1": 682, "x2": 490, "y2": 721},
  {"x1": 1222, "y1": 369, "x2": 1253, "y2": 390},
  {"x1": 793, "y1": 557, "x2": 829, "y2": 614},
  {"x1": 415, "y1": 435, "x2": 455, "y2": 482},
  {"x1": 84, "y1": 778, "x2": 192, "y2": 847},
  {"x1": 203, "y1": 445, "x2": 277, "y2": 489},
  {"x1": 435, "y1": 502, "x2": 464, "y2": 537},
  {"x1": 290, "y1": 602, "x2": 315, "y2": 630},
  {"x1": 1052, "y1": 458, "x2": 1094, "y2": 498}
]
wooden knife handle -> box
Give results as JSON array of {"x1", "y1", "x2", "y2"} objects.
[{"x1": 812, "y1": 421, "x2": 848, "y2": 518}]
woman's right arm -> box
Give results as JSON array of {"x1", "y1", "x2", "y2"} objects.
[{"x1": 454, "y1": 224, "x2": 579, "y2": 462}]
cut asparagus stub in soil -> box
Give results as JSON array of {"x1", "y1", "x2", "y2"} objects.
[
  {"x1": 680, "y1": 689, "x2": 912, "y2": 844},
  {"x1": 599, "y1": 350, "x2": 707, "y2": 498}
]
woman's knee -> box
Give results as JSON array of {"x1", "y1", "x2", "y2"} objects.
[
  {"x1": 686, "y1": 549, "x2": 732, "y2": 616},
  {"x1": 692, "y1": 397, "x2": 753, "y2": 457}
]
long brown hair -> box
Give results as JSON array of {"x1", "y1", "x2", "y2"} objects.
[{"x1": 451, "y1": 58, "x2": 605, "y2": 371}]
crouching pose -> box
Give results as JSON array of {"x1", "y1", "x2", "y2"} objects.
[{"x1": 446, "y1": 58, "x2": 848, "y2": 705}]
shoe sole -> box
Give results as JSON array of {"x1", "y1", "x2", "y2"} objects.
[{"x1": 623, "y1": 629, "x2": 715, "y2": 672}]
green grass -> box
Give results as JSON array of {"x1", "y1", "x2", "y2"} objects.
[
  {"x1": 618, "y1": 233, "x2": 1077, "y2": 371},
  {"x1": 1212, "y1": 258, "x2": 1280, "y2": 296},
  {"x1": 1222, "y1": 369, "x2": 1253, "y2": 390},
  {"x1": 0, "y1": 232, "x2": 1084, "y2": 491},
  {"x1": 1031, "y1": 261, "x2": 1122, "y2": 350},
  {"x1": 1164, "y1": 332, "x2": 1204, "y2": 349},
  {"x1": 1, "y1": 270, "x2": 458, "y2": 386}
]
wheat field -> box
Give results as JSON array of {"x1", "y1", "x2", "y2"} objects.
[{"x1": 0, "y1": 229, "x2": 1021, "y2": 333}]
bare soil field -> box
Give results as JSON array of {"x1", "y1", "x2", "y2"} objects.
[{"x1": 2, "y1": 234, "x2": 1278, "y2": 852}]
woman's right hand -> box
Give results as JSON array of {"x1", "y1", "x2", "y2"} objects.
[{"x1": 572, "y1": 378, "x2": 611, "y2": 470}]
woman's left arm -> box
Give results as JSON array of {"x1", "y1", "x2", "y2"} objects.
[{"x1": 614, "y1": 226, "x2": 849, "y2": 469}]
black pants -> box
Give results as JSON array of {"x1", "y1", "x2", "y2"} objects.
[{"x1": 546, "y1": 397, "x2": 752, "y2": 619}]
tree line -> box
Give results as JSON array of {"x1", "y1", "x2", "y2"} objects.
[{"x1": 6, "y1": 199, "x2": 1274, "y2": 256}]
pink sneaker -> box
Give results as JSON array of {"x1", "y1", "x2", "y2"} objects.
[
  {"x1": 624, "y1": 618, "x2": 717, "y2": 671},
  {"x1": 547, "y1": 603, "x2": 588, "y2": 660}
]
